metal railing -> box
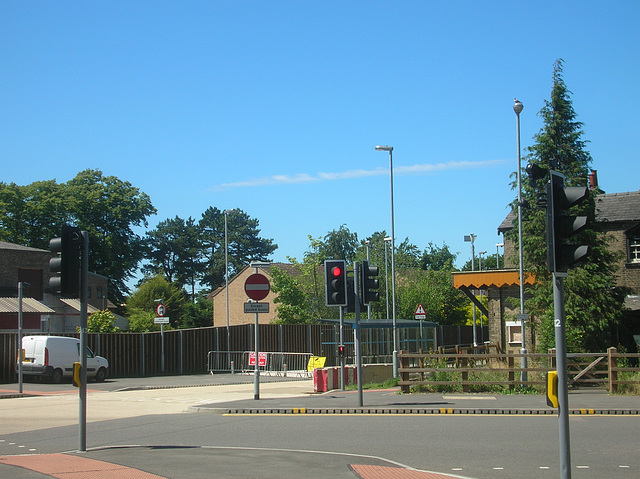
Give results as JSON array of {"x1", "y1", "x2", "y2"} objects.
[{"x1": 207, "y1": 351, "x2": 314, "y2": 376}]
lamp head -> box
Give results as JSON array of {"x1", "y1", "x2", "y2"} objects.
[{"x1": 375, "y1": 145, "x2": 393, "y2": 152}]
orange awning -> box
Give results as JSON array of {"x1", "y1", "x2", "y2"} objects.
[{"x1": 452, "y1": 269, "x2": 536, "y2": 289}]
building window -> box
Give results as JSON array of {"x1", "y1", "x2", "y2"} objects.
[
  {"x1": 630, "y1": 235, "x2": 640, "y2": 263},
  {"x1": 506, "y1": 321, "x2": 522, "y2": 345},
  {"x1": 97, "y1": 286, "x2": 104, "y2": 299}
]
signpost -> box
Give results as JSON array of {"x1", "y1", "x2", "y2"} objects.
[
  {"x1": 244, "y1": 273, "x2": 270, "y2": 301},
  {"x1": 154, "y1": 302, "x2": 167, "y2": 373},
  {"x1": 414, "y1": 303, "x2": 426, "y2": 320},
  {"x1": 244, "y1": 267, "x2": 271, "y2": 400}
]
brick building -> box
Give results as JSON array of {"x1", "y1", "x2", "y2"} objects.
[
  {"x1": 480, "y1": 187, "x2": 640, "y2": 352},
  {"x1": 209, "y1": 263, "x2": 298, "y2": 327},
  {"x1": 0, "y1": 240, "x2": 111, "y2": 332}
]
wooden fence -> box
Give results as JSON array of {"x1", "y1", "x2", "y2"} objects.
[{"x1": 398, "y1": 347, "x2": 640, "y2": 393}]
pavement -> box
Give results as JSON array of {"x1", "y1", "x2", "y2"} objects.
[{"x1": 1, "y1": 373, "x2": 639, "y2": 479}]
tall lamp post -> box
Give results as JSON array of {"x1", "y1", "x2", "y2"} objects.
[
  {"x1": 376, "y1": 145, "x2": 398, "y2": 377},
  {"x1": 224, "y1": 209, "x2": 233, "y2": 366},
  {"x1": 514, "y1": 98, "x2": 528, "y2": 382},
  {"x1": 464, "y1": 234, "x2": 477, "y2": 346},
  {"x1": 496, "y1": 243, "x2": 504, "y2": 268},
  {"x1": 384, "y1": 236, "x2": 392, "y2": 324}
]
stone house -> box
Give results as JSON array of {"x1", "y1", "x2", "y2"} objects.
[{"x1": 472, "y1": 186, "x2": 640, "y2": 352}]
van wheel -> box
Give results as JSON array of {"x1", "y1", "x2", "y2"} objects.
[
  {"x1": 95, "y1": 368, "x2": 107, "y2": 383},
  {"x1": 51, "y1": 369, "x2": 63, "y2": 384}
]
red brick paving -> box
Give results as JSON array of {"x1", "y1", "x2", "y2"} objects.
[
  {"x1": 350, "y1": 464, "x2": 468, "y2": 479},
  {"x1": 0, "y1": 453, "x2": 167, "y2": 479}
]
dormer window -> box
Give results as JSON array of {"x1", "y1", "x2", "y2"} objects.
[{"x1": 630, "y1": 234, "x2": 640, "y2": 263}]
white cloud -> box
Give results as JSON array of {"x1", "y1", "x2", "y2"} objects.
[{"x1": 213, "y1": 159, "x2": 505, "y2": 190}]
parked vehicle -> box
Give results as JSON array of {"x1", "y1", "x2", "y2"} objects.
[{"x1": 18, "y1": 335, "x2": 109, "y2": 383}]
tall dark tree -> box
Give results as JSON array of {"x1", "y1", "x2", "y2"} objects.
[
  {"x1": 199, "y1": 207, "x2": 276, "y2": 290},
  {"x1": 144, "y1": 216, "x2": 206, "y2": 299},
  {"x1": 318, "y1": 224, "x2": 359, "y2": 263},
  {"x1": 515, "y1": 59, "x2": 626, "y2": 352},
  {"x1": 65, "y1": 169, "x2": 156, "y2": 305},
  {"x1": 420, "y1": 241, "x2": 458, "y2": 271}
]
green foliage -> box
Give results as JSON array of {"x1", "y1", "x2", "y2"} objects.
[
  {"x1": 85, "y1": 310, "x2": 120, "y2": 333},
  {"x1": 198, "y1": 207, "x2": 276, "y2": 290},
  {"x1": 510, "y1": 59, "x2": 626, "y2": 352},
  {"x1": 397, "y1": 269, "x2": 467, "y2": 325},
  {"x1": 420, "y1": 241, "x2": 458, "y2": 271},
  {"x1": 181, "y1": 292, "x2": 214, "y2": 328},
  {"x1": 127, "y1": 309, "x2": 164, "y2": 332},
  {"x1": 126, "y1": 275, "x2": 186, "y2": 329},
  {"x1": 1, "y1": 170, "x2": 157, "y2": 307},
  {"x1": 270, "y1": 265, "x2": 313, "y2": 324}
]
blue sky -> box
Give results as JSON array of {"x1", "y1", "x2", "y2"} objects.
[{"x1": 2, "y1": 1, "x2": 639, "y2": 274}]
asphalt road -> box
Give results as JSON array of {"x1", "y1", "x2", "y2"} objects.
[{"x1": 1, "y1": 374, "x2": 638, "y2": 478}]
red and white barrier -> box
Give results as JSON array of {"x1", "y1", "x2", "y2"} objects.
[{"x1": 313, "y1": 366, "x2": 357, "y2": 392}]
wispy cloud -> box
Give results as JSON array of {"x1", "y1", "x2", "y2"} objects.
[{"x1": 212, "y1": 159, "x2": 506, "y2": 191}]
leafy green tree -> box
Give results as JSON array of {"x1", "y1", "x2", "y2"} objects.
[
  {"x1": 181, "y1": 291, "x2": 214, "y2": 328},
  {"x1": 420, "y1": 242, "x2": 458, "y2": 271},
  {"x1": 396, "y1": 269, "x2": 467, "y2": 325},
  {"x1": 199, "y1": 207, "x2": 276, "y2": 290},
  {"x1": 270, "y1": 265, "x2": 313, "y2": 324},
  {"x1": 318, "y1": 225, "x2": 359, "y2": 262},
  {"x1": 86, "y1": 310, "x2": 120, "y2": 333},
  {"x1": 66, "y1": 169, "x2": 156, "y2": 305},
  {"x1": 144, "y1": 216, "x2": 206, "y2": 299},
  {"x1": 514, "y1": 59, "x2": 626, "y2": 352},
  {"x1": 126, "y1": 275, "x2": 186, "y2": 329}
]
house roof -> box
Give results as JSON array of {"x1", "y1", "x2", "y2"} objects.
[
  {"x1": 498, "y1": 189, "x2": 640, "y2": 234},
  {"x1": 0, "y1": 241, "x2": 49, "y2": 253},
  {"x1": 207, "y1": 262, "x2": 299, "y2": 299},
  {"x1": 595, "y1": 191, "x2": 640, "y2": 223},
  {"x1": 0, "y1": 297, "x2": 55, "y2": 314}
]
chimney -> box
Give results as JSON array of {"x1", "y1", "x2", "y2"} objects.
[{"x1": 588, "y1": 169, "x2": 598, "y2": 190}]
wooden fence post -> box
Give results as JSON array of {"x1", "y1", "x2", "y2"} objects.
[
  {"x1": 508, "y1": 355, "x2": 515, "y2": 390},
  {"x1": 461, "y1": 356, "x2": 469, "y2": 392},
  {"x1": 400, "y1": 351, "x2": 410, "y2": 393},
  {"x1": 608, "y1": 346, "x2": 617, "y2": 393}
]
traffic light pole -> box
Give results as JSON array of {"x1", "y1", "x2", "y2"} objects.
[
  {"x1": 553, "y1": 272, "x2": 572, "y2": 479},
  {"x1": 339, "y1": 306, "x2": 345, "y2": 390},
  {"x1": 353, "y1": 262, "x2": 363, "y2": 407},
  {"x1": 78, "y1": 231, "x2": 89, "y2": 453}
]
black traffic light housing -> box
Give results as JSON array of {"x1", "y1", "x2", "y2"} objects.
[
  {"x1": 338, "y1": 344, "x2": 345, "y2": 358},
  {"x1": 325, "y1": 259, "x2": 348, "y2": 307},
  {"x1": 360, "y1": 260, "x2": 380, "y2": 305},
  {"x1": 49, "y1": 224, "x2": 82, "y2": 298},
  {"x1": 546, "y1": 171, "x2": 590, "y2": 273}
]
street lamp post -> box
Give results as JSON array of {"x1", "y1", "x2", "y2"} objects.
[
  {"x1": 365, "y1": 240, "x2": 371, "y2": 320},
  {"x1": 384, "y1": 237, "x2": 392, "y2": 325},
  {"x1": 464, "y1": 234, "x2": 477, "y2": 346},
  {"x1": 496, "y1": 243, "x2": 504, "y2": 268},
  {"x1": 514, "y1": 98, "x2": 528, "y2": 382},
  {"x1": 224, "y1": 209, "x2": 233, "y2": 369},
  {"x1": 376, "y1": 145, "x2": 398, "y2": 377}
]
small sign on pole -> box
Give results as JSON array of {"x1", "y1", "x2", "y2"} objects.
[
  {"x1": 414, "y1": 303, "x2": 426, "y2": 320},
  {"x1": 154, "y1": 317, "x2": 170, "y2": 324},
  {"x1": 244, "y1": 302, "x2": 269, "y2": 313}
]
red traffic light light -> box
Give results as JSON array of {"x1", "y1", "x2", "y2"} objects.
[{"x1": 331, "y1": 266, "x2": 342, "y2": 277}]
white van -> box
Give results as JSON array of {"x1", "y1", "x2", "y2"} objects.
[{"x1": 19, "y1": 336, "x2": 109, "y2": 383}]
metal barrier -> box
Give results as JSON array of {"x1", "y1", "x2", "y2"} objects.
[{"x1": 207, "y1": 351, "x2": 313, "y2": 377}]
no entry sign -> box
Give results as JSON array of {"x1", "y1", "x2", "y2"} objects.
[{"x1": 244, "y1": 273, "x2": 270, "y2": 301}]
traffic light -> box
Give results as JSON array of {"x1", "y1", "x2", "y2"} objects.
[
  {"x1": 325, "y1": 259, "x2": 347, "y2": 307},
  {"x1": 360, "y1": 260, "x2": 380, "y2": 305},
  {"x1": 546, "y1": 171, "x2": 590, "y2": 273},
  {"x1": 49, "y1": 224, "x2": 82, "y2": 298},
  {"x1": 338, "y1": 344, "x2": 345, "y2": 358}
]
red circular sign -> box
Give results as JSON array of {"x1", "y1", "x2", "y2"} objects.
[
  {"x1": 156, "y1": 303, "x2": 166, "y2": 317},
  {"x1": 244, "y1": 273, "x2": 270, "y2": 301}
]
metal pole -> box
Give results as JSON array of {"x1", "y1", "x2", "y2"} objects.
[
  {"x1": 354, "y1": 262, "x2": 363, "y2": 407},
  {"x1": 253, "y1": 264, "x2": 260, "y2": 400},
  {"x1": 18, "y1": 282, "x2": 23, "y2": 394},
  {"x1": 339, "y1": 306, "x2": 345, "y2": 390},
  {"x1": 384, "y1": 238, "x2": 390, "y2": 323},
  {"x1": 389, "y1": 151, "x2": 398, "y2": 377},
  {"x1": 79, "y1": 231, "x2": 89, "y2": 452},
  {"x1": 554, "y1": 273, "x2": 572, "y2": 478},
  {"x1": 225, "y1": 210, "x2": 231, "y2": 363},
  {"x1": 514, "y1": 99, "x2": 528, "y2": 382},
  {"x1": 160, "y1": 324, "x2": 165, "y2": 373},
  {"x1": 471, "y1": 235, "x2": 477, "y2": 347}
]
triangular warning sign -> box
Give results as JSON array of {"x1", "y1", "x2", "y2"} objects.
[{"x1": 414, "y1": 303, "x2": 426, "y2": 315}]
